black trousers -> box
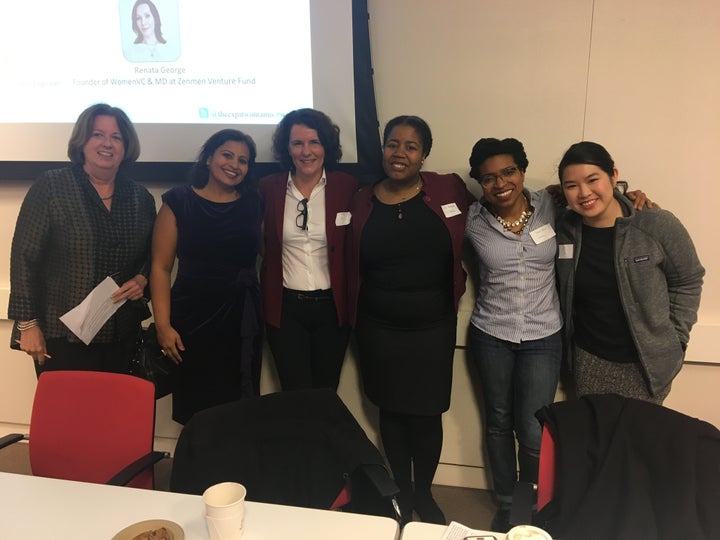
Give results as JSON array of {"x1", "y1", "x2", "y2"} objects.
[
  {"x1": 37, "y1": 337, "x2": 135, "y2": 377},
  {"x1": 266, "y1": 288, "x2": 350, "y2": 391}
]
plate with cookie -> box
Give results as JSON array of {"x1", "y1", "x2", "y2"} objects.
[{"x1": 112, "y1": 519, "x2": 184, "y2": 540}]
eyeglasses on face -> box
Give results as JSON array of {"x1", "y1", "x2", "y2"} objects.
[
  {"x1": 478, "y1": 166, "x2": 520, "y2": 187},
  {"x1": 296, "y1": 198, "x2": 308, "y2": 230}
]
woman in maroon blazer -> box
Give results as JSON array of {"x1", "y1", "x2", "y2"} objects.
[
  {"x1": 347, "y1": 115, "x2": 474, "y2": 525},
  {"x1": 260, "y1": 109, "x2": 357, "y2": 391}
]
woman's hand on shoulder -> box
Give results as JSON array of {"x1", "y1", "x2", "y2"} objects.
[
  {"x1": 16, "y1": 326, "x2": 51, "y2": 365},
  {"x1": 626, "y1": 189, "x2": 661, "y2": 210},
  {"x1": 545, "y1": 184, "x2": 567, "y2": 207},
  {"x1": 155, "y1": 324, "x2": 185, "y2": 365}
]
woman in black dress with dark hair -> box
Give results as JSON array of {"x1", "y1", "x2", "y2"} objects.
[
  {"x1": 348, "y1": 116, "x2": 474, "y2": 524},
  {"x1": 150, "y1": 129, "x2": 264, "y2": 424}
]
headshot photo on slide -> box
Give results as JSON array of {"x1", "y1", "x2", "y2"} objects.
[{"x1": 121, "y1": 0, "x2": 181, "y2": 62}]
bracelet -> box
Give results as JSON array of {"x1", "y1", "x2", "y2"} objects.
[{"x1": 17, "y1": 319, "x2": 40, "y2": 331}]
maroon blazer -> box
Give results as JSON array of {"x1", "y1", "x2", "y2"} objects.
[
  {"x1": 260, "y1": 171, "x2": 359, "y2": 328},
  {"x1": 347, "y1": 171, "x2": 475, "y2": 326}
]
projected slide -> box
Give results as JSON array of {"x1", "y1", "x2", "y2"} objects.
[
  {"x1": 0, "y1": 0, "x2": 357, "y2": 164},
  {"x1": 2, "y1": 0, "x2": 312, "y2": 125}
]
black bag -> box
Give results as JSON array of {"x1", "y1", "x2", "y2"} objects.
[{"x1": 130, "y1": 323, "x2": 176, "y2": 399}]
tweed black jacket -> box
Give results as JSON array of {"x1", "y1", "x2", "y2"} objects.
[{"x1": 9, "y1": 165, "x2": 156, "y2": 344}]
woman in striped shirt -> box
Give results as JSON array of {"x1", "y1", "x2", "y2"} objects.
[{"x1": 464, "y1": 137, "x2": 562, "y2": 532}]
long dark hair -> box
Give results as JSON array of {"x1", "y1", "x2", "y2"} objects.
[
  {"x1": 131, "y1": 0, "x2": 167, "y2": 44},
  {"x1": 558, "y1": 141, "x2": 615, "y2": 181},
  {"x1": 190, "y1": 129, "x2": 258, "y2": 193}
]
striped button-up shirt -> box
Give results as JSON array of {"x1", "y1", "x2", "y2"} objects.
[{"x1": 465, "y1": 188, "x2": 562, "y2": 343}]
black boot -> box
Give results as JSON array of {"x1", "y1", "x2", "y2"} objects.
[
  {"x1": 397, "y1": 488, "x2": 414, "y2": 527},
  {"x1": 414, "y1": 488, "x2": 446, "y2": 525},
  {"x1": 491, "y1": 506, "x2": 512, "y2": 533}
]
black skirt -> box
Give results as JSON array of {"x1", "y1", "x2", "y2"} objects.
[
  {"x1": 356, "y1": 307, "x2": 456, "y2": 415},
  {"x1": 356, "y1": 194, "x2": 456, "y2": 415}
]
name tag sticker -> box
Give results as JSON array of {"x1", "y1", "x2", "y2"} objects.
[
  {"x1": 335, "y1": 212, "x2": 352, "y2": 226},
  {"x1": 558, "y1": 244, "x2": 573, "y2": 259},
  {"x1": 441, "y1": 203, "x2": 461, "y2": 218},
  {"x1": 530, "y1": 223, "x2": 556, "y2": 244}
]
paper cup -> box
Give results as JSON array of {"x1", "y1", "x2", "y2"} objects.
[
  {"x1": 202, "y1": 482, "x2": 246, "y2": 539},
  {"x1": 202, "y1": 482, "x2": 247, "y2": 519},
  {"x1": 205, "y1": 514, "x2": 243, "y2": 540},
  {"x1": 506, "y1": 524, "x2": 553, "y2": 540}
]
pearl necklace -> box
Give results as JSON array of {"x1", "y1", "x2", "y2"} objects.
[{"x1": 495, "y1": 197, "x2": 533, "y2": 234}]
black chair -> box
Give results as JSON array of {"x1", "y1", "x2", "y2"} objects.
[
  {"x1": 512, "y1": 394, "x2": 720, "y2": 540},
  {"x1": 170, "y1": 389, "x2": 400, "y2": 520}
]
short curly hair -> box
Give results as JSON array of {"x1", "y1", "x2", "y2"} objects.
[
  {"x1": 271, "y1": 108, "x2": 342, "y2": 171},
  {"x1": 468, "y1": 138, "x2": 528, "y2": 182}
]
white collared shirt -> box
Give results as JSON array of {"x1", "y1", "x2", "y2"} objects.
[{"x1": 281, "y1": 170, "x2": 331, "y2": 291}]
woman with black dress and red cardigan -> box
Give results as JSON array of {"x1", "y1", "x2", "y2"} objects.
[{"x1": 347, "y1": 115, "x2": 474, "y2": 525}]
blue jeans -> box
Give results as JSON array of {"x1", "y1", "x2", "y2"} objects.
[{"x1": 468, "y1": 325, "x2": 561, "y2": 505}]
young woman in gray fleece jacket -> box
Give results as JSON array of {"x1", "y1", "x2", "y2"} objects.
[{"x1": 555, "y1": 141, "x2": 704, "y2": 403}]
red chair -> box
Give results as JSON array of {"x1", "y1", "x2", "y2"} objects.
[
  {"x1": 535, "y1": 424, "x2": 556, "y2": 512},
  {"x1": 0, "y1": 370, "x2": 167, "y2": 489},
  {"x1": 509, "y1": 423, "x2": 557, "y2": 527}
]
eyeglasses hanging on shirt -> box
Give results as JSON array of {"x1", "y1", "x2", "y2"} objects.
[{"x1": 296, "y1": 198, "x2": 309, "y2": 230}]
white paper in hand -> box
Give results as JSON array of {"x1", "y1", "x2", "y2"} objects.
[{"x1": 59, "y1": 276, "x2": 127, "y2": 345}]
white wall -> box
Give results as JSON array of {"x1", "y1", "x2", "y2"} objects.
[{"x1": 2, "y1": 0, "x2": 719, "y2": 489}]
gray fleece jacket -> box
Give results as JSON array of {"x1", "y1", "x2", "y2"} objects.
[{"x1": 556, "y1": 192, "x2": 704, "y2": 395}]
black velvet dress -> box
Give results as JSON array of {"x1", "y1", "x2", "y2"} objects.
[
  {"x1": 163, "y1": 185, "x2": 264, "y2": 424},
  {"x1": 356, "y1": 192, "x2": 456, "y2": 416}
]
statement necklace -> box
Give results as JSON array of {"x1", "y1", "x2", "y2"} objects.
[{"x1": 495, "y1": 197, "x2": 533, "y2": 235}]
